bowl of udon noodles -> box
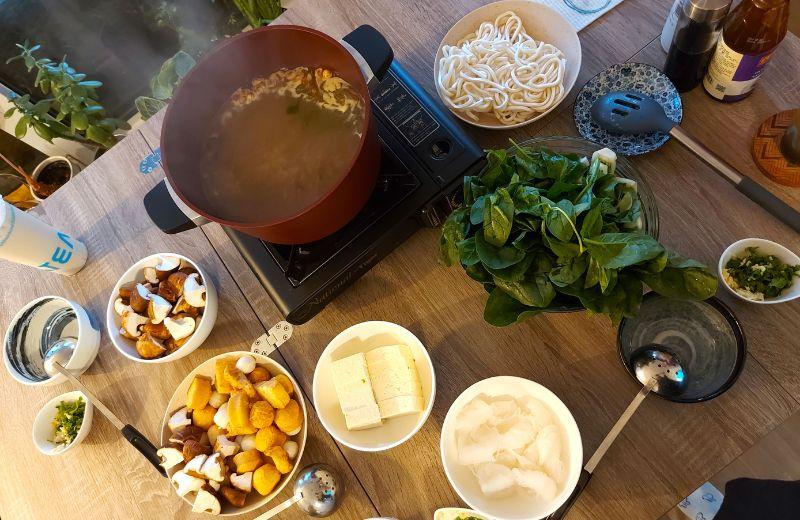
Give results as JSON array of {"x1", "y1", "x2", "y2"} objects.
[{"x1": 434, "y1": 1, "x2": 581, "y2": 129}]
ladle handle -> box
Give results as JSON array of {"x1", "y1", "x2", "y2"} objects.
[
  {"x1": 254, "y1": 492, "x2": 301, "y2": 519},
  {"x1": 122, "y1": 425, "x2": 167, "y2": 478},
  {"x1": 548, "y1": 383, "x2": 653, "y2": 520},
  {"x1": 669, "y1": 126, "x2": 800, "y2": 233}
]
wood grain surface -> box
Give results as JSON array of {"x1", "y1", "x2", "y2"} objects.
[{"x1": 3, "y1": 1, "x2": 800, "y2": 520}]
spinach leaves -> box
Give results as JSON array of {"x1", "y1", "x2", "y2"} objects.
[{"x1": 440, "y1": 144, "x2": 718, "y2": 326}]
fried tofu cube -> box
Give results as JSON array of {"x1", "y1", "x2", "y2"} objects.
[
  {"x1": 273, "y1": 374, "x2": 295, "y2": 396},
  {"x1": 266, "y1": 446, "x2": 293, "y2": 474},
  {"x1": 207, "y1": 424, "x2": 224, "y2": 447},
  {"x1": 255, "y1": 425, "x2": 287, "y2": 452},
  {"x1": 255, "y1": 379, "x2": 290, "y2": 409},
  {"x1": 224, "y1": 364, "x2": 257, "y2": 398},
  {"x1": 228, "y1": 392, "x2": 252, "y2": 428},
  {"x1": 192, "y1": 405, "x2": 217, "y2": 430},
  {"x1": 215, "y1": 357, "x2": 237, "y2": 393},
  {"x1": 232, "y1": 449, "x2": 263, "y2": 473},
  {"x1": 275, "y1": 399, "x2": 303, "y2": 435},
  {"x1": 253, "y1": 463, "x2": 281, "y2": 496},
  {"x1": 226, "y1": 423, "x2": 258, "y2": 436},
  {"x1": 186, "y1": 376, "x2": 213, "y2": 410},
  {"x1": 248, "y1": 366, "x2": 270, "y2": 384},
  {"x1": 250, "y1": 401, "x2": 275, "y2": 429}
]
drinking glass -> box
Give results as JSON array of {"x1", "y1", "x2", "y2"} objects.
[{"x1": 563, "y1": 0, "x2": 612, "y2": 14}]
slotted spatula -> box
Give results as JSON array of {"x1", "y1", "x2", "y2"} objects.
[{"x1": 591, "y1": 91, "x2": 800, "y2": 233}]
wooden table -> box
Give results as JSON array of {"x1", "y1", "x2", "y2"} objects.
[{"x1": 2, "y1": 1, "x2": 800, "y2": 519}]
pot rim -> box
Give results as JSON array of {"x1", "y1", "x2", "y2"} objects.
[{"x1": 30, "y1": 156, "x2": 76, "y2": 201}]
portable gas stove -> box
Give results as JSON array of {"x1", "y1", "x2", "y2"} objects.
[{"x1": 225, "y1": 59, "x2": 485, "y2": 324}]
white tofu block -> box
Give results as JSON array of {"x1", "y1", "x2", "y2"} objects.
[
  {"x1": 365, "y1": 345, "x2": 424, "y2": 419},
  {"x1": 331, "y1": 353, "x2": 382, "y2": 430}
]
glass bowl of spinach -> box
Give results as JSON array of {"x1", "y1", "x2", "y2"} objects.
[{"x1": 440, "y1": 136, "x2": 717, "y2": 326}]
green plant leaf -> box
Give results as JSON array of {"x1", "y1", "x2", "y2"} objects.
[
  {"x1": 14, "y1": 115, "x2": 30, "y2": 138},
  {"x1": 171, "y1": 51, "x2": 196, "y2": 78},
  {"x1": 439, "y1": 207, "x2": 468, "y2": 266},
  {"x1": 475, "y1": 231, "x2": 525, "y2": 270},
  {"x1": 71, "y1": 111, "x2": 88, "y2": 130},
  {"x1": 86, "y1": 124, "x2": 112, "y2": 147},
  {"x1": 584, "y1": 232, "x2": 664, "y2": 269},
  {"x1": 484, "y1": 288, "x2": 542, "y2": 326},
  {"x1": 78, "y1": 80, "x2": 102, "y2": 88},
  {"x1": 580, "y1": 204, "x2": 603, "y2": 238},
  {"x1": 494, "y1": 273, "x2": 555, "y2": 307},
  {"x1": 548, "y1": 255, "x2": 588, "y2": 287},
  {"x1": 545, "y1": 199, "x2": 576, "y2": 242},
  {"x1": 486, "y1": 254, "x2": 535, "y2": 282},
  {"x1": 32, "y1": 121, "x2": 54, "y2": 141},
  {"x1": 3, "y1": 107, "x2": 15, "y2": 118},
  {"x1": 483, "y1": 188, "x2": 514, "y2": 246},
  {"x1": 481, "y1": 149, "x2": 513, "y2": 189},
  {"x1": 635, "y1": 252, "x2": 717, "y2": 300},
  {"x1": 470, "y1": 195, "x2": 486, "y2": 225},
  {"x1": 465, "y1": 262, "x2": 493, "y2": 283},
  {"x1": 542, "y1": 232, "x2": 581, "y2": 259},
  {"x1": 456, "y1": 237, "x2": 480, "y2": 266}
]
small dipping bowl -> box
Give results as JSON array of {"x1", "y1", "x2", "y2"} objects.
[
  {"x1": 718, "y1": 238, "x2": 800, "y2": 304},
  {"x1": 32, "y1": 390, "x2": 94, "y2": 455},
  {"x1": 3, "y1": 296, "x2": 100, "y2": 386},
  {"x1": 618, "y1": 293, "x2": 746, "y2": 403}
]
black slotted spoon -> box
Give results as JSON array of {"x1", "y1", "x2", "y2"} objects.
[{"x1": 591, "y1": 90, "x2": 800, "y2": 233}]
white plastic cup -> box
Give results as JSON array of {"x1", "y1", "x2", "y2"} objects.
[{"x1": 0, "y1": 200, "x2": 87, "y2": 275}]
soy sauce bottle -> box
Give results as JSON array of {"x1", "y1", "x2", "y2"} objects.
[
  {"x1": 663, "y1": 0, "x2": 730, "y2": 92},
  {"x1": 703, "y1": 0, "x2": 790, "y2": 102}
]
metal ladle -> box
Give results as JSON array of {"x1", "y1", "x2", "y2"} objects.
[
  {"x1": 255, "y1": 464, "x2": 343, "y2": 519},
  {"x1": 43, "y1": 338, "x2": 167, "y2": 477},
  {"x1": 547, "y1": 345, "x2": 687, "y2": 520}
]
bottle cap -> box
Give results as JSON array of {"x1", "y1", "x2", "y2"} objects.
[{"x1": 685, "y1": 0, "x2": 731, "y2": 24}]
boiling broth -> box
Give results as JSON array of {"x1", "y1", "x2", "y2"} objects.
[{"x1": 201, "y1": 67, "x2": 365, "y2": 223}]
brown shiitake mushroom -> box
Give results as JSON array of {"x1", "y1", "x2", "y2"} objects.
[
  {"x1": 155, "y1": 256, "x2": 181, "y2": 281},
  {"x1": 182, "y1": 439, "x2": 212, "y2": 462},
  {"x1": 220, "y1": 486, "x2": 247, "y2": 508},
  {"x1": 142, "y1": 321, "x2": 172, "y2": 341},
  {"x1": 118, "y1": 281, "x2": 137, "y2": 301},
  {"x1": 157, "y1": 282, "x2": 179, "y2": 304},
  {"x1": 135, "y1": 332, "x2": 166, "y2": 359},
  {"x1": 169, "y1": 424, "x2": 205, "y2": 445},
  {"x1": 167, "y1": 271, "x2": 189, "y2": 298},
  {"x1": 173, "y1": 297, "x2": 201, "y2": 317},
  {"x1": 129, "y1": 283, "x2": 151, "y2": 313},
  {"x1": 147, "y1": 294, "x2": 172, "y2": 324},
  {"x1": 179, "y1": 266, "x2": 198, "y2": 276}
]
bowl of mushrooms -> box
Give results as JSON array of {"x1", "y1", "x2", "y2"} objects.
[{"x1": 106, "y1": 253, "x2": 218, "y2": 363}]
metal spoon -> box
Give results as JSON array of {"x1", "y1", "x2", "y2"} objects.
[
  {"x1": 547, "y1": 345, "x2": 687, "y2": 520},
  {"x1": 255, "y1": 464, "x2": 343, "y2": 519},
  {"x1": 44, "y1": 338, "x2": 167, "y2": 477},
  {"x1": 590, "y1": 90, "x2": 800, "y2": 233}
]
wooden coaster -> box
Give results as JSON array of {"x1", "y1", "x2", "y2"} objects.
[{"x1": 752, "y1": 108, "x2": 800, "y2": 187}]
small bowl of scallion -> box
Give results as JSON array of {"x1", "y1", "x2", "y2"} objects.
[
  {"x1": 32, "y1": 391, "x2": 93, "y2": 455},
  {"x1": 719, "y1": 238, "x2": 800, "y2": 304}
]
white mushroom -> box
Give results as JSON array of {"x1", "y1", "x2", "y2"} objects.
[
  {"x1": 230, "y1": 472, "x2": 253, "y2": 493},
  {"x1": 172, "y1": 471, "x2": 205, "y2": 497},
  {"x1": 157, "y1": 447, "x2": 184, "y2": 470},
  {"x1": 143, "y1": 266, "x2": 159, "y2": 284},
  {"x1": 184, "y1": 453, "x2": 208, "y2": 477},
  {"x1": 164, "y1": 316, "x2": 196, "y2": 341},
  {"x1": 155, "y1": 255, "x2": 181, "y2": 280},
  {"x1": 147, "y1": 294, "x2": 172, "y2": 325},
  {"x1": 207, "y1": 480, "x2": 221, "y2": 492},
  {"x1": 283, "y1": 440, "x2": 299, "y2": 459},
  {"x1": 114, "y1": 297, "x2": 131, "y2": 317},
  {"x1": 239, "y1": 434, "x2": 257, "y2": 452},
  {"x1": 168, "y1": 407, "x2": 192, "y2": 432},
  {"x1": 120, "y1": 311, "x2": 148, "y2": 339},
  {"x1": 192, "y1": 488, "x2": 221, "y2": 515},
  {"x1": 200, "y1": 452, "x2": 226, "y2": 482},
  {"x1": 208, "y1": 391, "x2": 229, "y2": 409},
  {"x1": 184, "y1": 273, "x2": 207, "y2": 308},
  {"x1": 214, "y1": 435, "x2": 240, "y2": 458},
  {"x1": 213, "y1": 402, "x2": 229, "y2": 429},
  {"x1": 235, "y1": 355, "x2": 256, "y2": 374}
]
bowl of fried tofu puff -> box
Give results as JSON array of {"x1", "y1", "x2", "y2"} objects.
[
  {"x1": 158, "y1": 352, "x2": 307, "y2": 515},
  {"x1": 313, "y1": 321, "x2": 435, "y2": 451},
  {"x1": 106, "y1": 253, "x2": 218, "y2": 363}
]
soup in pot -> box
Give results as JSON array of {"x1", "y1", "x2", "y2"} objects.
[{"x1": 200, "y1": 66, "x2": 365, "y2": 223}]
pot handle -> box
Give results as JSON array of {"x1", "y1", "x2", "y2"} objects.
[
  {"x1": 342, "y1": 25, "x2": 393, "y2": 87},
  {"x1": 144, "y1": 179, "x2": 208, "y2": 234}
]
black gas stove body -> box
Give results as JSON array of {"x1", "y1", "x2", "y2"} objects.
[{"x1": 225, "y1": 59, "x2": 485, "y2": 324}]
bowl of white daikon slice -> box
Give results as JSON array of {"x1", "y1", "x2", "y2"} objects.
[{"x1": 440, "y1": 376, "x2": 582, "y2": 520}]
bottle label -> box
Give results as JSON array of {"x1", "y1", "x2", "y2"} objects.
[{"x1": 703, "y1": 38, "x2": 774, "y2": 101}]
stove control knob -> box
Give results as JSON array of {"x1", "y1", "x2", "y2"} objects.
[{"x1": 430, "y1": 139, "x2": 451, "y2": 160}]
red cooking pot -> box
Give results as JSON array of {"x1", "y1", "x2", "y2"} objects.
[{"x1": 144, "y1": 25, "x2": 393, "y2": 244}]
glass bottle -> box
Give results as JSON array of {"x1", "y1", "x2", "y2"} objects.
[{"x1": 703, "y1": 0, "x2": 790, "y2": 102}]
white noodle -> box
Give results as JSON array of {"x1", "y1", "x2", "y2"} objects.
[{"x1": 437, "y1": 11, "x2": 566, "y2": 125}]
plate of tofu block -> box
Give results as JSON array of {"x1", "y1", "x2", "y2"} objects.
[{"x1": 312, "y1": 321, "x2": 436, "y2": 451}]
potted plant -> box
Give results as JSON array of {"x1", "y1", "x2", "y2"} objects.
[
  {"x1": 0, "y1": 150, "x2": 74, "y2": 202},
  {"x1": 3, "y1": 41, "x2": 129, "y2": 149}
]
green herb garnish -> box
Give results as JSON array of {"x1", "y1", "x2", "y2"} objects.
[
  {"x1": 724, "y1": 247, "x2": 799, "y2": 300},
  {"x1": 440, "y1": 144, "x2": 718, "y2": 326},
  {"x1": 51, "y1": 397, "x2": 85, "y2": 445}
]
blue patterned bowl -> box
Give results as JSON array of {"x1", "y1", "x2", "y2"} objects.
[{"x1": 573, "y1": 63, "x2": 682, "y2": 155}]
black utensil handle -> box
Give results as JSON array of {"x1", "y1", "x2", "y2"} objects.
[
  {"x1": 144, "y1": 179, "x2": 198, "y2": 235},
  {"x1": 548, "y1": 469, "x2": 592, "y2": 520},
  {"x1": 737, "y1": 177, "x2": 800, "y2": 233},
  {"x1": 122, "y1": 424, "x2": 167, "y2": 477},
  {"x1": 342, "y1": 25, "x2": 393, "y2": 81}
]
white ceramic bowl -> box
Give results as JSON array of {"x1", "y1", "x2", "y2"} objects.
[
  {"x1": 718, "y1": 238, "x2": 800, "y2": 304},
  {"x1": 312, "y1": 321, "x2": 436, "y2": 452},
  {"x1": 161, "y1": 351, "x2": 307, "y2": 515},
  {"x1": 433, "y1": 0, "x2": 582, "y2": 129},
  {"x1": 440, "y1": 376, "x2": 582, "y2": 520},
  {"x1": 106, "y1": 253, "x2": 218, "y2": 363},
  {"x1": 4, "y1": 296, "x2": 101, "y2": 386},
  {"x1": 32, "y1": 390, "x2": 94, "y2": 455}
]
